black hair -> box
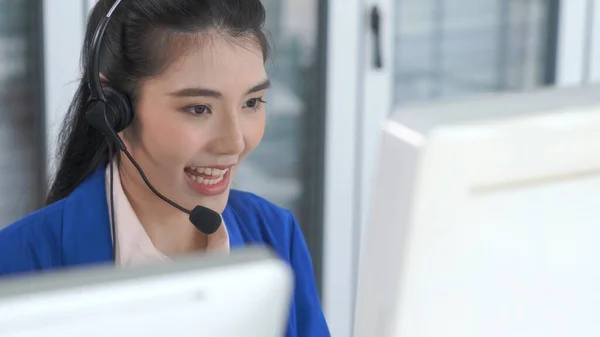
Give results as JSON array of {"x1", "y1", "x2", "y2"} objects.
[{"x1": 45, "y1": 0, "x2": 270, "y2": 205}]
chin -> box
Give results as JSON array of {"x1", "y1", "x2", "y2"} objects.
[{"x1": 204, "y1": 189, "x2": 231, "y2": 213}]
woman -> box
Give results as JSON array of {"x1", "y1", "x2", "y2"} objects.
[{"x1": 0, "y1": 0, "x2": 330, "y2": 336}]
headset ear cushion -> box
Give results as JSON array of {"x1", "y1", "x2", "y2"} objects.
[{"x1": 103, "y1": 86, "x2": 133, "y2": 133}]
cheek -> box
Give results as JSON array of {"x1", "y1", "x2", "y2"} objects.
[
  {"x1": 241, "y1": 113, "x2": 266, "y2": 155},
  {"x1": 137, "y1": 106, "x2": 197, "y2": 165}
]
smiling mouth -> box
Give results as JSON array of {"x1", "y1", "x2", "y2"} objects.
[{"x1": 184, "y1": 166, "x2": 231, "y2": 185}]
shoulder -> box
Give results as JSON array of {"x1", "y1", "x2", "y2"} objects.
[
  {"x1": 227, "y1": 189, "x2": 294, "y2": 226},
  {"x1": 0, "y1": 199, "x2": 66, "y2": 243},
  {"x1": 226, "y1": 189, "x2": 296, "y2": 255},
  {"x1": 0, "y1": 200, "x2": 67, "y2": 275},
  {"x1": 226, "y1": 191, "x2": 331, "y2": 336}
]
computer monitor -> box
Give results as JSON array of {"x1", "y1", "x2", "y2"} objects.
[
  {"x1": 353, "y1": 85, "x2": 600, "y2": 337},
  {"x1": 0, "y1": 246, "x2": 293, "y2": 337}
]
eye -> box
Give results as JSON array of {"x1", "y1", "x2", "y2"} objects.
[
  {"x1": 183, "y1": 105, "x2": 212, "y2": 116},
  {"x1": 243, "y1": 97, "x2": 267, "y2": 110}
]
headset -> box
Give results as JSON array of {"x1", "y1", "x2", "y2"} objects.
[{"x1": 84, "y1": 0, "x2": 222, "y2": 261}]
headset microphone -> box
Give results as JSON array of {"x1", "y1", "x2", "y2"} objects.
[{"x1": 85, "y1": 0, "x2": 222, "y2": 236}]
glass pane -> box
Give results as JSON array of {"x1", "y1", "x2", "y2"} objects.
[
  {"x1": 235, "y1": 0, "x2": 320, "y2": 221},
  {"x1": 394, "y1": 0, "x2": 555, "y2": 105},
  {"x1": 0, "y1": 0, "x2": 44, "y2": 227},
  {"x1": 233, "y1": 0, "x2": 325, "y2": 287}
]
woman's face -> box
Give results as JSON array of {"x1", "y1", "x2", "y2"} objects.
[{"x1": 121, "y1": 36, "x2": 268, "y2": 213}]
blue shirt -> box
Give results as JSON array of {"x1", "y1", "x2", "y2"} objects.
[{"x1": 0, "y1": 164, "x2": 330, "y2": 337}]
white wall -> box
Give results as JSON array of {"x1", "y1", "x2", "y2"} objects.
[{"x1": 321, "y1": 0, "x2": 363, "y2": 335}]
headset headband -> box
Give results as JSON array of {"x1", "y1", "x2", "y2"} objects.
[{"x1": 88, "y1": 0, "x2": 125, "y2": 101}]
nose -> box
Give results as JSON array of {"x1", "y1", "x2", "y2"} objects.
[{"x1": 209, "y1": 113, "x2": 245, "y2": 155}]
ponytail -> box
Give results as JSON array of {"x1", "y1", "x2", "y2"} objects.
[{"x1": 45, "y1": 80, "x2": 112, "y2": 205}]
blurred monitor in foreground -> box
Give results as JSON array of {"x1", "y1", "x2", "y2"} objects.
[
  {"x1": 354, "y1": 85, "x2": 600, "y2": 337},
  {"x1": 0, "y1": 247, "x2": 292, "y2": 337}
]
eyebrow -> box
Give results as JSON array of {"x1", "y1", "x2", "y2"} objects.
[{"x1": 169, "y1": 79, "x2": 271, "y2": 98}]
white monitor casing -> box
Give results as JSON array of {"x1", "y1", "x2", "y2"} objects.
[
  {"x1": 354, "y1": 85, "x2": 600, "y2": 337},
  {"x1": 0, "y1": 247, "x2": 293, "y2": 337}
]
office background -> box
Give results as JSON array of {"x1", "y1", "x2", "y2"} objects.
[{"x1": 1, "y1": 0, "x2": 599, "y2": 336}]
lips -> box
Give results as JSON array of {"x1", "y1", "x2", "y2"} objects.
[{"x1": 184, "y1": 166, "x2": 233, "y2": 196}]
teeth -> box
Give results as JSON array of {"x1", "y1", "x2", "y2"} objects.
[
  {"x1": 187, "y1": 167, "x2": 228, "y2": 185},
  {"x1": 215, "y1": 168, "x2": 228, "y2": 175},
  {"x1": 189, "y1": 175, "x2": 225, "y2": 186},
  {"x1": 191, "y1": 167, "x2": 229, "y2": 176}
]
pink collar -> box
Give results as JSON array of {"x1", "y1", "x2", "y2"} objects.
[{"x1": 105, "y1": 162, "x2": 230, "y2": 267}]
